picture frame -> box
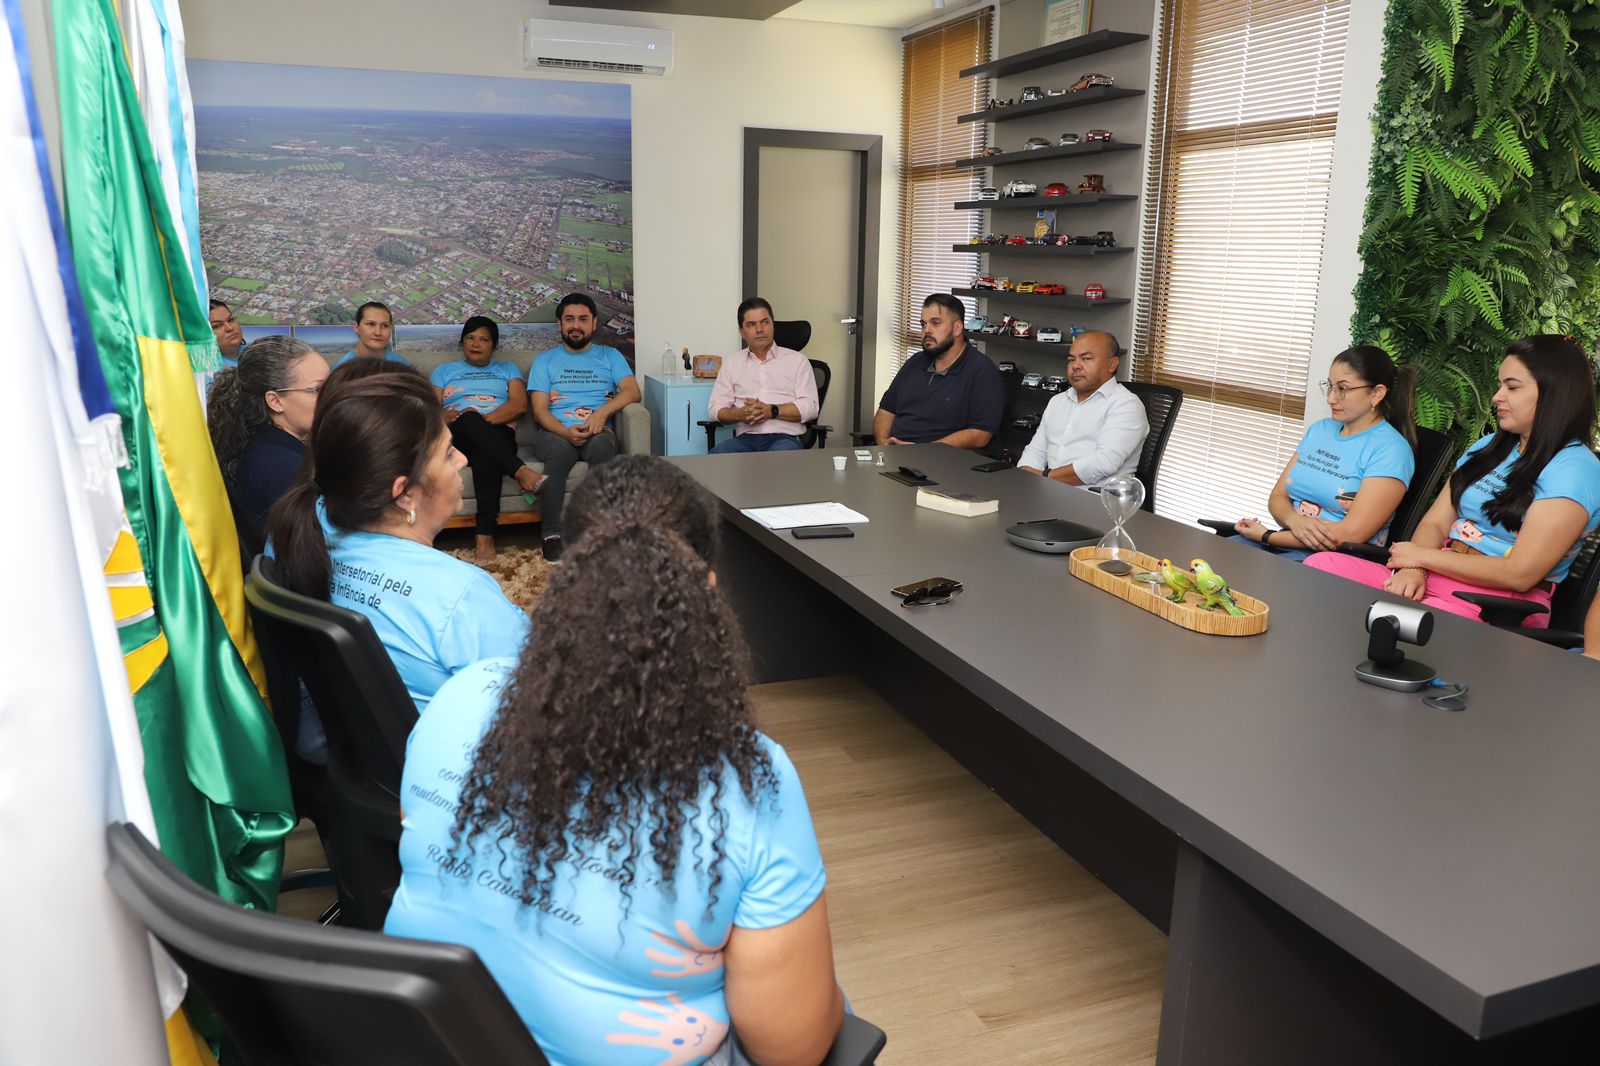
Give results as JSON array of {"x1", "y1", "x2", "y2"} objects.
[{"x1": 1042, "y1": 0, "x2": 1092, "y2": 45}]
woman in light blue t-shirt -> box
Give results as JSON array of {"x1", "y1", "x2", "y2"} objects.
[
  {"x1": 266, "y1": 372, "x2": 528, "y2": 712},
  {"x1": 384, "y1": 458, "x2": 845, "y2": 1066},
  {"x1": 1230, "y1": 345, "x2": 1416, "y2": 561}
]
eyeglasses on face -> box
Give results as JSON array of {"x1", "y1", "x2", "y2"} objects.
[
  {"x1": 901, "y1": 582, "x2": 962, "y2": 607},
  {"x1": 1319, "y1": 380, "x2": 1374, "y2": 399},
  {"x1": 272, "y1": 383, "x2": 323, "y2": 396}
]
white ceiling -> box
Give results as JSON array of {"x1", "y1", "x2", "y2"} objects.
[{"x1": 778, "y1": 0, "x2": 987, "y2": 30}]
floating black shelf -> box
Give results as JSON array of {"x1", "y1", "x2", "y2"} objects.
[
  {"x1": 957, "y1": 86, "x2": 1145, "y2": 124},
  {"x1": 959, "y1": 29, "x2": 1151, "y2": 81},
  {"x1": 954, "y1": 287, "x2": 1130, "y2": 309},
  {"x1": 955, "y1": 192, "x2": 1136, "y2": 210},
  {"x1": 957, "y1": 141, "x2": 1140, "y2": 168},
  {"x1": 952, "y1": 243, "x2": 1132, "y2": 256},
  {"x1": 978, "y1": 333, "x2": 1127, "y2": 357}
]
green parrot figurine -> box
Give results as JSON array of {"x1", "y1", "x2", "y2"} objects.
[
  {"x1": 1158, "y1": 557, "x2": 1197, "y2": 603},
  {"x1": 1189, "y1": 558, "x2": 1245, "y2": 616}
]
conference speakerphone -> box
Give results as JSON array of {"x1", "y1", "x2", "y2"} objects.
[{"x1": 1005, "y1": 518, "x2": 1101, "y2": 554}]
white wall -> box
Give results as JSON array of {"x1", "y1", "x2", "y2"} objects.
[{"x1": 181, "y1": 0, "x2": 902, "y2": 412}]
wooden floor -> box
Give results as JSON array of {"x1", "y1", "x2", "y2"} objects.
[{"x1": 281, "y1": 675, "x2": 1166, "y2": 1064}]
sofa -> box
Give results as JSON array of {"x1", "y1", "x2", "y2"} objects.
[{"x1": 403, "y1": 347, "x2": 651, "y2": 529}]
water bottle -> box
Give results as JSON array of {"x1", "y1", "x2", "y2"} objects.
[{"x1": 660, "y1": 342, "x2": 675, "y2": 379}]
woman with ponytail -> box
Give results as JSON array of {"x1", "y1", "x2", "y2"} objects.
[
  {"x1": 1306, "y1": 335, "x2": 1600, "y2": 624},
  {"x1": 1229, "y1": 345, "x2": 1417, "y2": 560},
  {"x1": 385, "y1": 457, "x2": 844, "y2": 1066},
  {"x1": 265, "y1": 372, "x2": 528, "y2": 711},
  {"x1": 207, "y1": 335, "x2": 329, "y2": 535}
]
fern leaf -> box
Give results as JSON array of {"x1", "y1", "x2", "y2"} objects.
[
  {"x1": 1399, "y1": 149, "x2": 1424, "y2": 216},
  {"x1": 1419, "y1": 34, "x2": 1456, "y2": 93},
  {"x1": 1443, "y1": 0, "x2": 1465, "y2": 45},
  {"x1": 1441, "y1": 265, "x2": 1504, "y2": 330},
  {"x1": 1488, "y1": 118, "x2": 1534, "y2": 176}
]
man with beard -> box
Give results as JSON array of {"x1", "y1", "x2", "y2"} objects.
[
  {"x1": 1017, "y1": 330, "x2": 1147, "y2": 486},
  {"x1": 872, "y1": 294, "x2": 1005, "y2": 457},
  {"x1": 526, "y1": 292, "x2": 640, "y2": 561}
]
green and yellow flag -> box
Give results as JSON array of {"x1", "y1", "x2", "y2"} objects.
[{"x1": 53, "y1": 0, "x2": 293, "y2": 910}]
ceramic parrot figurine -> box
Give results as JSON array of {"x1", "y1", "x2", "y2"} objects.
[
  {"x1": 1157, "y1": 557, "x2": 1197, "y2": 602},
  {"x1": 1189, "y1": 559, "x2": 1245, "y2": 616}
]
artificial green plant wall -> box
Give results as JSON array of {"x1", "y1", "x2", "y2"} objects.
[{"x1": 1352, "y1": 0, "x2": 1600, "y2": 438}]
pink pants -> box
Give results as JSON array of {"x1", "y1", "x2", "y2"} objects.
[{"x1": 1303, "y1": 549, "x2": 1553, "y2": 628}]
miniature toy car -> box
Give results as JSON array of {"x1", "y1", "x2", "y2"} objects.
[
  {"x1": 984, "y1": 97, "x2": 1015, "y2": 110},
  {"x1": 1023, "y1": 137, "x2": 1052, "y2": 151},
  {"x1": 1059, "y1": 133, "x2": 1082, "y2": 146},
  {"x1": 980, "y1": 147, "x2": 1004, "y2": 158},
  {"x1": 1033, "y1": 283, "x2": 1066, "y2": 296},
  {"x1": 1020, "y1": 373, "x2": 1046, "y2": 389},
  {"x1": 1078, "y1": 174, "x2": 1107, "y2": 194},
  {"x1": 1011, "y1": 320, "x2": 1033, "y2": 338},
  {"x1": 1037, "y1": 326, "x2": 1063, "y2": 343},
  {"x1": 1067, "y1": 234, "x2": 1099, "y2": 246},
  {"x1": 995, "y1": 315, "x2": 1016, "y2": 333},
  {"x1": 1046, "y1": 87, "x2": 1069, "y2": 97},
  {"x1": 1084, "y1": 283, "x2": 1107, "y2": 301},
  {"x1": 1005, "y1": 234, "x2": 1027, "y2": 245},
  {"x1": 983, "y1": 233, "x2": 1007, "y2": 244},
  {"x1": 1042, "y1": 376, "x2": 1068, "y2": 393},
  {"x1": 969, "y1": 316, "x2": 990, "y2": 332},
  {"x1": 968, "y1": 234, "x2": 985, "y2": 245},
  {"x1": 1020, "y1": 86, "x2": 1046, "y2": 102},
  {"x1": 971, "y1": 275, "x2": 997, "y2": 290},
  {"x1": 1002, "y1": 179, "x2": 1038, "y2": 197},
  {"x1": 996, "y1": 361, "x2": 1018, "y2": 373},
  {"x1": 998, "y1": 278, "x2": 1017, "y2": 291},
  {"x1": 979, "y1": 186, "x2": 999, "y2": 200},
  {"x1": 1044, "y1": 182, "x2": 1070, "y2": 197},
  {"x1": 1086, "y1": 128, "x2": 1113, "y2": 142},
  {"x1": 979, "y1": 321, "x2": 1005, "y2": 334},
  {"x1": 1030, "y1": 236, "x2": 1055, "y2": 245},
  {"x1": 1016, "y1": 281, "x2": 1036, "y2": 294},
  {"x1": 1069, "y1": 73, "x2": 1115, "y2": 91},
  {"x1": 1095, "y1": 230, "x2": 1116, "y2": 247},
  {"x1": 1053, "y1": 234, "x2": 1072, "y2": 245},
  {"x1": 1011, "y1": 414, "x2": 1041, "y2": 431}
]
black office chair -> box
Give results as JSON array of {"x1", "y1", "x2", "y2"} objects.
[
  {"x1": 1451, "y1": 530, "x2": 1600, "y2": 646},
  {"x1": 106, "y1": 820, "x2": 553, "y2": 1066},
  {"x1": 699, "y1": 320, "x2": 833, "y2": 450},
  {"x1": 1199, "y1": 424, "x2": 1454, "y2": 547},
  {"x1": 1125, "y1": 382, "x2": 1183, "y2": 513},
  {"x1": 245, "y1": 554, "x2": 414, "y2": 930}
]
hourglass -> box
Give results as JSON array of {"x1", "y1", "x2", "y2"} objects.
[{"x1": 1096, "y1": 474, "x2": 1144, "y2": 575}]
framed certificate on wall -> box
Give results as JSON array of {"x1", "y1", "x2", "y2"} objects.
[{"x1": 1043, "y1": 0, "x2": 1091, "y2": 45}]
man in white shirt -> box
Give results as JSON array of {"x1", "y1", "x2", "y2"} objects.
[
  {"x1": 707, "y1": 297, "x2": 820, "y2": 452},
  {"x1": 1018, "y1": 331, "x2": 1148, "y2": 486}
]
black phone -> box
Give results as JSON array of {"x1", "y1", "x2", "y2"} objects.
[
  {"x1": 971, "y1": 460, "x2": 1011, "y2": 473},
  {"x1": 792, "y1": 525, "x2": 855, "y2": 540},
  {"x1": 890, "y1": 576, "x2": 963, "y2": 598},
  {"x1": 899, "y1": 465, "x2": 929, "y2": 481}
]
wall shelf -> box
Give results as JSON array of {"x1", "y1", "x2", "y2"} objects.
[
  {"x1": 954, "y1": 287, "x2": 1130, "y2": 309},
  {"x1": 957, "y1": 141, "x2": 1139, "y2": 168},
  {"x1": 959, "y1": 29, "x2": 1151, "y2": 81},
  {"x1": 952, "y1": 244, "x2": 1131, "y2": 257},
  {"x1": 977, "y1": 334, "x2": 1127, "y2": 358},
  {"x1": 957, "y1": 87, "x2": 1145, "y2": 124},
  {"x1": 955, "y1": 192, "x2": 1136, "y2": 210}
]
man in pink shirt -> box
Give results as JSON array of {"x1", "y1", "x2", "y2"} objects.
[{"x1": 707, "y1": 298, "x2": 820, "y2": 453}]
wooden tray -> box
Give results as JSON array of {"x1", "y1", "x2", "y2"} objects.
[{"x1": 1068, "y1": 547, "x2": 1270, "y2": 636}]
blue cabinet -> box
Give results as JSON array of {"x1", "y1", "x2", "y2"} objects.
[{"x1": 642, "y1": 373, "x2": 720, "y2": 456}]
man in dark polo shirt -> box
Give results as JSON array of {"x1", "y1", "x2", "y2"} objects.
[{"x1": 873, "y1": 293, "x2": 1005, "y2": 457}]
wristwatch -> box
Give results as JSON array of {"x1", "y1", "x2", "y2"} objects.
[{"x1": 769, "y1": 403, "x2": 779, "y2": 420}]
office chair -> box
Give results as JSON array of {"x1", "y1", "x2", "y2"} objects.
[
  {"x1": 1125, "y1": 382, "x2": 1182, "y2": 513},
  {"x1": 699, "y1": 319, "x2": 833, "y2": 450},
  {"x1": 245, "y1": 554, "x2": 414, "y2": 930},
  {"x1": 1450, "y1": 530, "x2": 1600, "y2": 646},
  {"x1": 1199, "y1": 425, "x2": 1453, "y2": 548},
  {"x1": 106, "y1": 821, "x2": 553, "y2": 1066}
]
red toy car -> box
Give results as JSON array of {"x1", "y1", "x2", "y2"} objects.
[
  {"x1": 1069, "y1": 73, "x2": 1115, "y2": 92},
  {"x1": 1005, "y1": 234, "x2": 1027, "y2": 245},
  {"x1": 1085, "y1": 129, "x2": 1114, "y2": 143},
  {"x1": 1033, "y1": 283, "x2": 1066, "y2": 296},
  {"x1": 972, "y1": 276, "x2": 997, "y2": 290},
  {"x1": 1083, "y1": 283, "x2": 1107, "y2": 301},
  {"x1": 1043, "y1": 182, "x2": 1070, "y2": 197}
]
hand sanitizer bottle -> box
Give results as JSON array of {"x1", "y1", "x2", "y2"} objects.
[{"x1": 660, "y1": 342, "x2": 676, "y2": 379}]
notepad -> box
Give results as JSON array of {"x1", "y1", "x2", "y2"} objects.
[
  {"x1": 916, "y1": 488, "x2": 999, "y2": 517},
  {"x1": 741, "y1": 502, "x2": 871, "y2": 530}
]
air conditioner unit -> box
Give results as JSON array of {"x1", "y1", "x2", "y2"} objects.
[{"x1": 521, "y1": 19, "x2": 674, "y2": 77}]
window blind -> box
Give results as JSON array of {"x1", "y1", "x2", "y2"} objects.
[
  {"x1": 897, "y1": 11, "x2": 991, "y2": 368},
  {"x1": 1133, "y1": 0, "x2": 1351, "y2": 523}
]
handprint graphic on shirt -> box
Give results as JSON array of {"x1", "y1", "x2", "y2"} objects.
[
  {"x1": 646, "y1": 920, "x2": 726, "y2": 979},
  {"x1": 605, "y1": 994, "x2": 728, "y2": 1066}
]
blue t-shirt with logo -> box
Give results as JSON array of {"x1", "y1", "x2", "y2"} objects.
[
  {"x1": 1450, "y1": 434, "x2": 1600, "y2": 582},
  {"x1": 527, "y1": 345, "x2": 633, "y2": 429},
  {"x1": 384, "y1": 658, "x2": 827, "y2": 1066},
  {"x1": 431, "y1": 360, "x2": 524, "y2": 416},
  {"x1": 334, "y1": 349, "x2": 412, "y2": 369},
  {"x1": 1284, "y1": 418, "x2": 1415, "y2": 541}
]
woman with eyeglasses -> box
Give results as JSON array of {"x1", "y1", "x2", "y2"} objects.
[
  {"x1": 208, "y1": 335, "x2": 330, "y2": 539},
  {"x1": 267, "y1": 372, "x2": 529, "y2": 711},
  {"x1": 1227, "y1": 346, "x2": 1416, "y2": 561},
  {"x1": 1305, "y1": 336, "x2": 1600, "y2": 624}
]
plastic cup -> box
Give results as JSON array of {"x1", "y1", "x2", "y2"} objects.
[{"x1": 833, "y1": 455, "x2": 847, "y2": 471}]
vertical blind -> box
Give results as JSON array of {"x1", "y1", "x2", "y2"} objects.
[
  {"x1": 897, "y1": 11, "x2": 991, "y2": 367},
  {"x1": 1133, "y1": 0, "x2": 1351, "y2": 523}
]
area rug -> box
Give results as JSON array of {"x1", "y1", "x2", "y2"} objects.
[{"x1": 446, "y1": 546, "x2": 551, "y2": 614}]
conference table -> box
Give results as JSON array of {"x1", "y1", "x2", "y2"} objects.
[{"x1": 672, "y1": 443, "x2": 1600, "y2": 1065}]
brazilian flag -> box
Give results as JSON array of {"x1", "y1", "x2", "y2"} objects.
[{"x1": 53, "y1": 0, "x2": 292, "y2": 910}]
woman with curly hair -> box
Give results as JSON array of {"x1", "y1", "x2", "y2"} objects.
[
  {"x1": 207, "y1": 335, "x2": 329, "y2": 538},
  {"x1": 1306, "y1": 335, "x2": 1600, "y2": 622},
  {"x1": 384, "y1": 457, "x2": 844, "y2": 1066}
]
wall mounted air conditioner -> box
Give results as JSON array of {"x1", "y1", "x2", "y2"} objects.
[{"x1": 521, "y1": 19, "x2": 674, "y2": 77}]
